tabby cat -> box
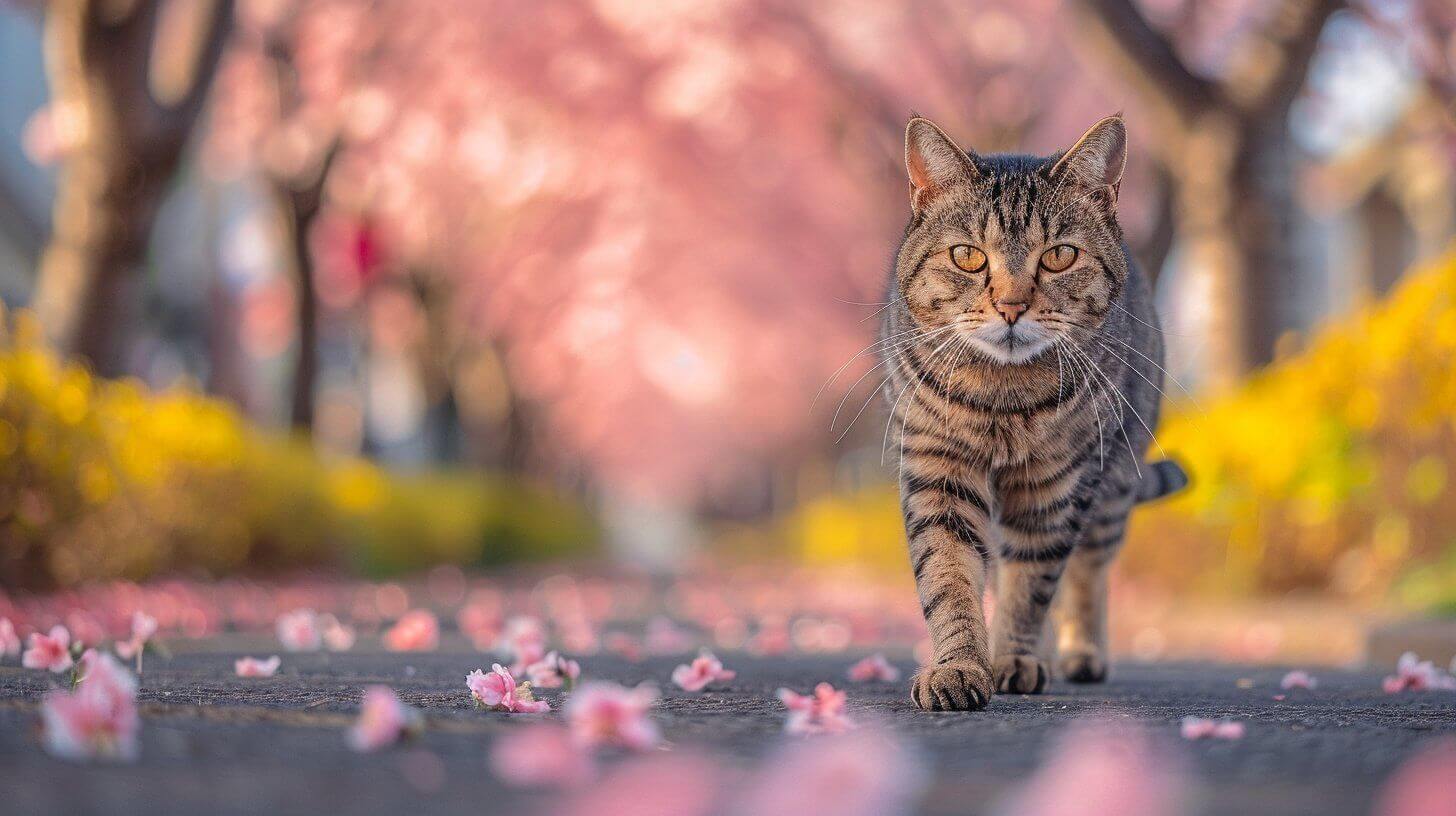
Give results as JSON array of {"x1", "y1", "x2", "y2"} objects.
[{"x1": 881, "y1": 114, "x2": 1186, "y2": 711}]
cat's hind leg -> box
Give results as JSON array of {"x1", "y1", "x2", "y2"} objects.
[{"x1": 1054, "y1": 493, "x2": 1133, "y2": 683}]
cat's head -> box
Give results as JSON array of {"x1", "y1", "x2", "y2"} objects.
[{"x1": 893, "y1": 115, "x2": 1128, "y2": 365}]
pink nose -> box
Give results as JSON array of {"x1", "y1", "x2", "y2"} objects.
[{"x1": 994, "y1": 300, "x2": 1029, "y2": 324}]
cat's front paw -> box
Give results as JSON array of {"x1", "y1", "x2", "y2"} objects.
[
  {"x1": 1058, "y1": 649, "x2": 1108, "y2": 683},
  {"x1": 993, "y1": 653, "x2": 1049, "y2": 694},
  {"x1": 911, "y1": 660, "x2": 993, "y2": 711}
]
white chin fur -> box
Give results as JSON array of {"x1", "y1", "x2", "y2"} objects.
[{"x1": 964, "y1": 324, "x2": 1054, "y2": 365}]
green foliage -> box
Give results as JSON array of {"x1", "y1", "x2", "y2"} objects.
[{"x1": 0, "y1": 310, "x2": 597, "y2": 589}]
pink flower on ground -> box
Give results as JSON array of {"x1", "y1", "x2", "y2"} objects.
[
  {"x1": 467, "y1": 664, "x2": 550, "y2": 713},
  {"x1": 501, "y1": 616, "x2": 547, "y2": 674},
  {"x1": 24, "y1": 625, "x2": 73, "y2": 673},
  {"x1": 1180, "y1": 717, "x2": 1245, "y2": 740},
  {"x1": 526, "y1": 651, "x2": 581, "y2": 689},
  {"x1": 320, "y1": 614, "x2": 356, "y2": 652},
  {"x1": 384, "y1": 609, "x2": 439, "y2": 652},
  {"x1": 41, "y1": 651, "x2": 139, "y2": 762},
  {"x1": 235, "y1": 656, "x2": 282, "y2": 677},
  {"x1": 1383, "y1": 652, "x2": 1456, "y2": 693},
  {"x1": 0, "y1": 617, "x2": 19, "y2": 658},
  {"x1": 1279, "y1": 670, "x2": 1317, "y2": 690},
  {"x1": 995, "y1": 719, "x2": 1184, "y2": 816},
  {"x1": 114, "y1": 611, "x2": 158, "y2": 672},
  {"x1": 490, "y1": 724, "x2": 595, "y2": 789},
  {"x1": 847, "y1": 654, "x2": 901, "y2": 683},
  {"x1": 566, "y1": 682, "x2": 660, "y2": 751},
  {"x1": 734, "y1": 729, "x2": 927, "y2": 816},
  {"x1": 347, "y1": 686, "x2": 421, "y2": 752},
  {"x1": 777, "y1": 683, "x2": 854, "y2": 735},
  {"x1": 1373, "y1": 739, "x2": 1456, "y2": 816},
  {"x1": 468, "y1": 664, "x2": 516, "y2": 707},
  {"x1": 672, "y1": 650, "x2": 737, "y2": 692},
  {"x1": 276, "y1": 609, "x2": 321, "y2": 652}
]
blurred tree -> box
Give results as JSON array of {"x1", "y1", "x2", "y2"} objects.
[
  {"x1": 1072, "y1": 0, "x2": 1343, "y2": 385},
  {"x1": 30, "y1": 0, "x2": 234, "y2": 377}
]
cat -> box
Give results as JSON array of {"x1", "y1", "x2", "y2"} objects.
[{"x1": 880, "y1": 114, "x2": 1186, "y2": 710}]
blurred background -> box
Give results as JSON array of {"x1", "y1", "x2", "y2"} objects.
[{"x1": 1, "y1": 0, "x2": 1455, "y2": 663}]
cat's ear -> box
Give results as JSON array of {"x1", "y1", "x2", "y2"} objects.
[
  {"x1": 905, "y1": 117, "x2": 976, "y2": 215},
  {"x1": 1050, "y1": 115, "x2": 1127, "y2": 202}
]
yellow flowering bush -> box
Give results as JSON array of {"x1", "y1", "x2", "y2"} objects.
[
  {"x1": 0, "y1": 309, "x2": 596, "y2": 589},
  {"x1": 784, "y1": 249, "x2": 1456, "y2": 610}
]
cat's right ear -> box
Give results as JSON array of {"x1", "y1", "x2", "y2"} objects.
[{"x1": 905, "y1": 117, "x2": 976, "y2": 215}]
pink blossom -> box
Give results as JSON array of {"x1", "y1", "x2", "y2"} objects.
[
  {"x1": 235, "y1": 656, "x2": 282, "y2": 677},
  {"x1": 1374, "y1": 739, "x2": 1456, "y2": 816},
  {"x1": 526, "y1": 651, "x2": 581, "y2": 689},
  {"x1": 468, "y1": 663, "x2": 550, "y2": 713},
  {"x1": 847, "y1": 654, "x2": 901, "y2": 683},
  {"x1": 501, "y1": 615, "x2": 547, "y2": 673},
  {"x1": 468, "y1": 664, "x2": 516, "y2": 707},
  {"x1": 734, "y1": 729, "x2": 926, "y2": 816},
  {"x1": 24, "y1": 625, "x2": 73, "y2": 673},
  {"x1": 671, "y1": 650, "x2": 737, "y2": 692},
  {"x1": 777, "y1": 683, "x2": 854, "y2": 735},
  {"x1": 320, "y1": 614, "x2": 356, "y2": 652},
  {"x1": 114, "y1": 611, "x2": 158, "y2": 672},
  {"x1": 276, "y1": 609, "x2": 322, "y2": 652},
  {"x1": 384, "y1": 609, "x2": 440, "y2": 652},
  {"x1": 995, "y1": 719, "x2": 1184, "y2": 816},
  {"x1": 0, "y1": 617, "x2": 19, "y2": 658},
  {"x1": 1383, "y1": 652, "x2": 1456, "y2": 693},
  {"x1": 1180, "y1": 717, "x2": 1245, "y2": 740},
  {"x1": 41, "y1": 651, "x2": 139, "y2": 762},
  {"x1": 566, "y1": 682, "x2": 660, "y2": 751},
  {"x1": 490, "y1": 724, "x2": 595, "y2": 788},
  {"x1": 1279, "y1": 670, "x2": 1316, "y2": 690},
  {"x1": 348, "y1": 686, "x2": 421, "y2": 752}
]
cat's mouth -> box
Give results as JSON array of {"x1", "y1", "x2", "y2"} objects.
[{"x1": 963, "y1": 320, "x2": 1055, "y2": 365}]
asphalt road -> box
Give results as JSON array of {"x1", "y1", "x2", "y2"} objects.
[{"x1": 2, "y1": 644, "x2": 1454, "y2": 816}]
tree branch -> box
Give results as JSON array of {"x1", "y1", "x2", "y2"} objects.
[
  {"x1": 1070, "y1": 0, "x2": 1220, "y2": 124},
  {"x1": 1222, "y1": 0, "x2": 1345, "y2": 115}
]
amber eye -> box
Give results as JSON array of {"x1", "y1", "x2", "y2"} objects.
[
  {"x1": 949, "y1": 245, "x2": 988, "y2": 273},
  {"x1": 1040, "y1": 244, "x2": 1078, "y2": 272}
]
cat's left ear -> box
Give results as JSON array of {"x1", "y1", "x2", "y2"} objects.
[{"x1": 1050, "y1": 115, "x2": 1127, "y2": 203}]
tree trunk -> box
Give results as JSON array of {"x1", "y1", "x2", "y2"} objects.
[
  {"x1": 31, "y1": 0, "x2": 234, "y2": 376},
  {"x1": 272, "y1": 181, "x2": 324, "y2": 430}
]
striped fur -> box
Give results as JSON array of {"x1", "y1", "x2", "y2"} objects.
[{"x1": 883, "y1": 116, "x2": 1182, "y2": 710}]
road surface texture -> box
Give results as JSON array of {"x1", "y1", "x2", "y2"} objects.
[{"x1": 2, "y1": 644, "x2": 1453, "y2": 816}]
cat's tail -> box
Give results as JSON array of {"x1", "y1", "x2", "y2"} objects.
[{"x1": 1134, "y1": 459, "x2": 1189, "y2": 504}]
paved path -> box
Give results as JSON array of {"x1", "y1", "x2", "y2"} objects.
[{"x1": 2, "y1": 644, "x2": 1454, "y2": 815}]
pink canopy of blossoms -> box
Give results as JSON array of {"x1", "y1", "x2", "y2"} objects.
[{"x1": 206, "y1": 0, "x2": 1122, "y2": 500}]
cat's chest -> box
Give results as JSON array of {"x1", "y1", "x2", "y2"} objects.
[{"x1": 950, "y1": 400, "x2": 1084, "y2": 468}]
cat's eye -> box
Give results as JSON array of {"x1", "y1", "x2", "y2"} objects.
[
  {"x1": 1040, "y1": 245, "x2": 1078, "y2": 272},
  {"x1": 949, "y1": 245, "x2": 988, "y2": 273}
]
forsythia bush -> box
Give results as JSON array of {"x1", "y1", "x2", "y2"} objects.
[
  {"x1": 787, "y1": 250, "x2": 1456, "y2": 609},
  {"x1": 0, "y1": 310, "x2": 596, "y2": 589}
]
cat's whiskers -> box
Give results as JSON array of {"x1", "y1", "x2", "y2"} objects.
[
  {"x1": 828, "y1": 322, "x2": 959, "y2": 435},
  {"x1": 1055, "y1": 337, "x2": 1105, "y2": 470},
  {"x1": 1101, "y1": 333, "x2": 1204, "y2": 414},
  {"x1": 1063, "y1": 342, "x2": 1149, "y2": 479},
  {"x1": 812, "y1": 320, "x2": 947, "y2": 414}
]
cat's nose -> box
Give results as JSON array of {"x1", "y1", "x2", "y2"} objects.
[{"x1": 994, "y1": 300, "x2": 1030, "y2": 325}]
